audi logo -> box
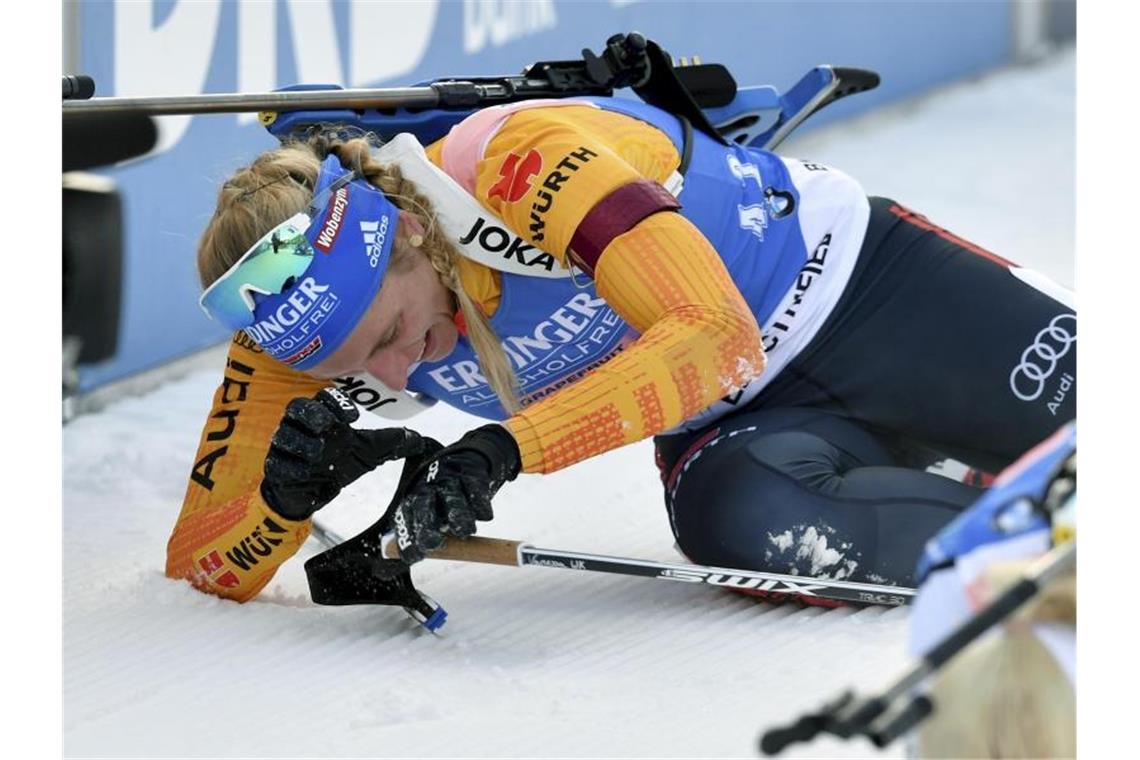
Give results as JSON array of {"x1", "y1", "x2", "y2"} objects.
[{"x1": 1009, "y1": 313, "x2": 1077, "y2": 401}]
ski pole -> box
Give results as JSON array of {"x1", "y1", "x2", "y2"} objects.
[
  {"x1": 375, "y1": 531, "x2": 916, "y2": 608},
  {"x1": 306, "y1": 519, "x2": 912, "y2": 633},
  {"x1": 758, "y1": 539, "x2": 1076, "y2": 755},
  {"x1": 309, "y1": 519, "x2": 347, "y2": 550}
]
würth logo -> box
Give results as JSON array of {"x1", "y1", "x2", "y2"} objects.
[
  {"x1": 198, "y1": 550, "x2": 224, "y2": 575},
  {"x1": 225, "y1": 516, "x2": 289, "y2": 571},
  {"x1": 196, "y1": 549, "x2": 240, "y2": 589},
  {"x1": 489, "y1": 150, "x2": 542, "y2": 203}
]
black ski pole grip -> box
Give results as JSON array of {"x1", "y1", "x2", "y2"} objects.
[
  {"x1": 759, "y1": 714, "x2": 824, "y2": 756},
  {"x1": 759, "y1": 690, "x2": 855, "y2": 755}
]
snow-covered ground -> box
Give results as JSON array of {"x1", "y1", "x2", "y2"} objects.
[{"x1": 63, "y1": 48, "x2": 1074, "y2": 758}]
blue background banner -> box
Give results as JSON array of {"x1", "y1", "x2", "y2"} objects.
[{"x1": 72, "y1": 0, "x2": 1011, "y2": 390}]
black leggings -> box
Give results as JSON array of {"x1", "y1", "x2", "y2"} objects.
[{"x1": 655, "y1": 198, "x2": 1076, "y2": 587}]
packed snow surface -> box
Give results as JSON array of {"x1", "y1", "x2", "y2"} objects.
[{"x1": 64, "y1": 49, "x2": 1074, "y2": 758}]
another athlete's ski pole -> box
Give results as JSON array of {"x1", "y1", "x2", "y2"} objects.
[
  {"x1": 757, "y1": 540, "x2": 1076, "y2": 755},
  {"x1": 375, "y1": 532, "x2": 916, "y2": 608}
]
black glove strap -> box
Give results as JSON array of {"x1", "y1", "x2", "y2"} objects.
[
  {"x1": 305, "y1": 439, "x2": 445, "y2": 610},
  {"x1": 453, "y1": 424, "x2": 522, "y2": 483}
]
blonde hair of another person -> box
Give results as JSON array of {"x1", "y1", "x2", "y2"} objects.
[
  {"x1": 197, "y1": 134, "x2": 520, "y2": 413},
  {"x1": 916, "y1": 563, "x2": 1076, "y2": 759}
]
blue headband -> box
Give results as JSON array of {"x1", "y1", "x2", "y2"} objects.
[{"x1": 231, "y1": 157, "x2": 398, "y2": 371}]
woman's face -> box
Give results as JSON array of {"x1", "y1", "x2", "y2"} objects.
[{"x1": 308, "y1": 212, "x2": 458, "y2": 389}]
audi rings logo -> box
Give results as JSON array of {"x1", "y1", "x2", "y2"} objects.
[{"x1": 1009, "y1": 314, "x2": 1077, "y2": 401}]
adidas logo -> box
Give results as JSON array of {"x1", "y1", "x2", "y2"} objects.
[{"x1": 359, "y1": 216, "x2": 390, "y2": 268}]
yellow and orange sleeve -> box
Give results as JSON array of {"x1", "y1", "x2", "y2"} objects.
[{"x1": 164, "y1": 335, "x2": 326, "y2": 601}]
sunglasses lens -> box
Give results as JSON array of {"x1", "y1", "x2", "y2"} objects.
[{"x1": 200, "y1": 214, "x2": 316, "y2": 330}]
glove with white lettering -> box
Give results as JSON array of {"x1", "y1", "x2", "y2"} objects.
[
  {"x1": 261, "y1": 388, "x2": 429, "y2": 521},
  {"x1": 393, "y1": 424, "x2": 521, "y2": 563}
]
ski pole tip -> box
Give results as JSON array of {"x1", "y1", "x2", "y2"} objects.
[
  {"x1": 405, "y1": 591, "x2": 448, "y2": 633},
  {"x1": 421, "y1": 606, "x2": 448, "y2": 633}
]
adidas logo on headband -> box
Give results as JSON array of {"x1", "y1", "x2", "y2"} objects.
[{"x1": 360, "y1": 217, "x2": 390, "y2": 269}]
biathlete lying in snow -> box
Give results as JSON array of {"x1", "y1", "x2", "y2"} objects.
[{"x1": 165, "y1": 93, "x2": 1076, "y2": 601}]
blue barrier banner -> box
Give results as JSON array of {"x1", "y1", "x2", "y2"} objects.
[{"x1": 73, "y1": 0, "x2": 1010, "y2": 389}]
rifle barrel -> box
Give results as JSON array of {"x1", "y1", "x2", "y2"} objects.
[{"x1": 62, "y1": 86, "x2": 447, "y2": 116}]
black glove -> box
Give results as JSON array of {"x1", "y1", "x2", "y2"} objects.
[
  {"x1": 261, "y1": 388, "x2": 428, "y2": 521},
  {"x1": 393, "y1": 424, "x2": 521, "y2": 563}
]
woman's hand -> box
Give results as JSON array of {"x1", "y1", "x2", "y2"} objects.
[
  {"x1": 393, "y1": 424, "x2": 521, "y2": 563},
  {"x1": 261, "y1": 388, "x2": 428, "y2": 521}
]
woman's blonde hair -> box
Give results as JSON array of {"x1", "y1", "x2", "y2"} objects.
[
  {"x1": 198, "y1": 134, "x2": 520, "y2": 413},
  {"x1": 917, "y1": 564, "x2": 1076, "y2": 758}
]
